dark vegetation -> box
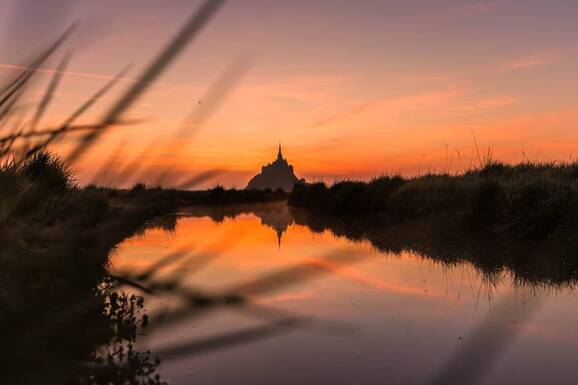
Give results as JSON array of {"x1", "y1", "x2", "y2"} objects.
[
  {"x1": 92, "y1": 184, "x2": 287, "y2": 210},
  {"x1": 0, "y1": 152, "x2": 165, "y2": 384},
  {"x1": 289, "y1": 161, "x2": 578, "y2": 241},
  {"x1": 290, "y1": 207, "x2": 578, "y2": 289}
]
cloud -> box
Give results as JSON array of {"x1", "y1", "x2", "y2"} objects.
[
  {"x1": 313, "y1": 87, "x2": 516, "y2": 128},
  {"x1": 247, "y1": 73, "x2": 351, "y2": 107},
  {"x1": 449, "y1": 95, "x2": 517, "y2": 112},
  {"x1": 503, "y1": 54, "x2": 553, "y2": 71},
  {"x1": 314, "y1": 86, "x2": 461, "y2": 127},
  {"x1": 0, "y1": 62, "x2": 198, "y2": 94}
]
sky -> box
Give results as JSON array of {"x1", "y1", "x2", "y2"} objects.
[{"x1": 1, "y1": 0, "x2": 578, "y2": 187}]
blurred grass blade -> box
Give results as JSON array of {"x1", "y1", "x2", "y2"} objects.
[
  {"x1": 429, "y1": 291, "x2": 541, "y2": 385},
  {"x1": 154, "y1": 318, "x2": 302, "y2": 358},
  {"x1": 108, "y1": 274, "x2": 155, "y2": 294},
  {"x1": 67, "y1": 0, "x2": 227, "y2": 164},
  {"x1": 136, "y1": 245, "x2": 194, "y2": 281},
  {"x1": 178, "y1": 169, "x2": 224, "y2": 190},
  {"x1": 177, "y1": 54, "x2": 251, "y2": 139},
  {"x1": 90, "y1": 140, "x2": 127, "y2": 185},
  {"x1": 24, "y1": 67, "x2": 130, "y2": 159},
  {"x1": 0, "y1": 24, "x2": 76, "y2": 108},
  {"x1": 147, "y1": 55, "x2": 249, "y2": 188},
  {"x1": 113, "y1": 140, "x2": 157, "y2": 184},
  {"x1": 226, "y1": 249, "x2": 364, "y2": 296},
  {"x1": 28, "y1": 54, "x2": 70, "y2": 134}
]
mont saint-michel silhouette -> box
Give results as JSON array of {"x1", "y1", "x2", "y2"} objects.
[{"x1": 246, "y1": 144, "x2": 304, "y2": 192}]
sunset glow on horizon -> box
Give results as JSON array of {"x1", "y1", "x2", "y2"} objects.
[{"x1": 2, "y1": 0, "x2": 578, "y2": 188}]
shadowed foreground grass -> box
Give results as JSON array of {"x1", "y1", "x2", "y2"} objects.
[
  {"x1": 0, "y1": 153, "x2": 168, "y2": 384},
  {"x1": 289, "y1": 161, "x2": 578, "y2": 241}
]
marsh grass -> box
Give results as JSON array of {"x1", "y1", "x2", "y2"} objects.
[{"x1": 289, "y1": 161, "x2": 578, "y2": 240}]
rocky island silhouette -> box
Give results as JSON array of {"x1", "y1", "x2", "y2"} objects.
[{"x1": 246, "y1": 144, "x2": 304, "y2": 192}]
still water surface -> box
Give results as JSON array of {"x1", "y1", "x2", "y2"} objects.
[{"x1": 112, "y1": 203, "x2": 578, "y2": 385}]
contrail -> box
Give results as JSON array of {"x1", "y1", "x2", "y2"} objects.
[{"x1": 0, "y1": 62, "x2": 193, "y2": 93}]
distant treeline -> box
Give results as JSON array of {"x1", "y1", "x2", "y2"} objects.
[
  {"x1": 289, "y1": 162, "x2": 578, "y2": 240},
  {"x1": 90, "y1": 183, "x2": 288, "y2": 209}
]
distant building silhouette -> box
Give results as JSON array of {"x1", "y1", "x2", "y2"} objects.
[{"x1": 246, "y1": 143, "x2": 304, "y2": 192}]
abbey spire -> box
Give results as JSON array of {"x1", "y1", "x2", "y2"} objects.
[{"x1": 277, "y1": 142, "x2": 283, "y2": 160}]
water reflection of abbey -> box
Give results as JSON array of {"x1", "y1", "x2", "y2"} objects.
[
  {"x1": 186, "y1": 202, "x2": 294, "y2": 248},
  {"x1": 253, "y1": 203, "x2": 293, "y2": 247}
]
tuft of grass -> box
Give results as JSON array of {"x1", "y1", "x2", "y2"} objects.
[{"x1": 20, "y1": 152, "x2": 73, "y2": 191}]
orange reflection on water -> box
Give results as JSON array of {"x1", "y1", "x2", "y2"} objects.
[{"x1": 112, "y1": 207, "x2": 463, "y2": 304}]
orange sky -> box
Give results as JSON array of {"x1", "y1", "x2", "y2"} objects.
[{"x1": 2, "y1": 0, "x2": 578, "y2": 188}]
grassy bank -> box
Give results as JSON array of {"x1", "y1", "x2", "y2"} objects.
[
  {"x1": 0, "y1": 153, "x2": 166, "y2": 384},
  {"x1": 289, "y1": 161, "x2": 578, "y2": 240}
]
